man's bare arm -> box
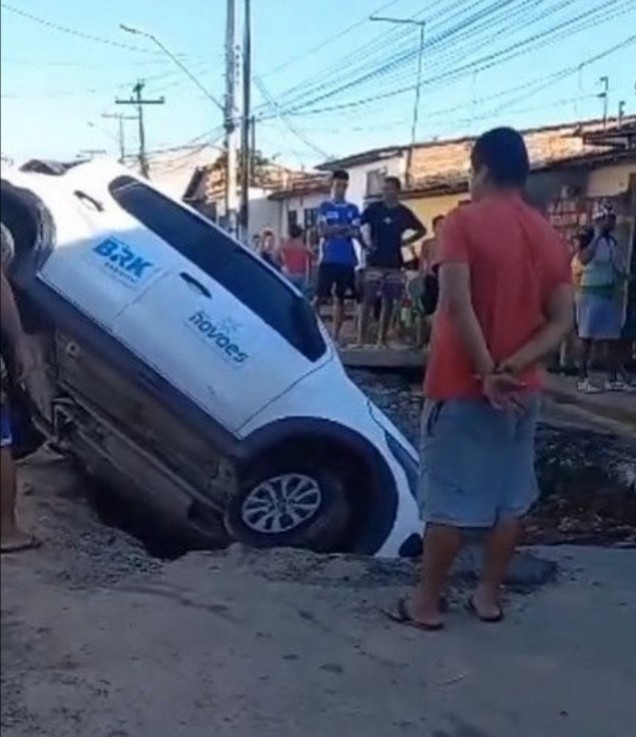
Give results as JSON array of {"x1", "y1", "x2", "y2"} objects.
[
  {"x1": 578, "y1": 234, "x2": 600, "y2": 265},
  {"x1": 438, "y1": 262, "x2": 494, "y2": 377},
  {"x1": 0, "y1": 267, "x2": 26, "y2": 349},
  {"x1": 360, "y1": 223, "x2": 373, "y2": 249},
  {"x1": 402, "y1": 226, "x2": 427, "y2": 248},
  {"x1": 501, "y1": 284, "x2": 574, "y2": 374}
]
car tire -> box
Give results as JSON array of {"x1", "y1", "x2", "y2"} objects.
[
  {"x1": 0, "y1": 221, "x2": 15, "y2": 268},
  {"x1": 225, "y1": 464, "x2": 351, "y2": 553}
]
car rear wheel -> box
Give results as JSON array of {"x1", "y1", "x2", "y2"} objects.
[{"x1": 225, "y1": 464, "x2": 351, "y2": 553}]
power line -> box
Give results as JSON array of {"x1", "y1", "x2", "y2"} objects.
[
  {"x1": 251, "y1": 33, "x2": 634, "y2": 156},
  {"x1": 273, "y1": 0, "x2": 565, "y2": 116},
  {"x1": 1, "y1": 55, "x2": 199, "y2": 69},
  {"x1": 263, "y1": 0, "x2": 629, "y2": 120},
  {"x1": 253, "y1": 74, "x2": 331, "y2": 160},
  {"x1": 0, "y1": 3, "x2": 162, "y2": 55},
  {"x1": 120, "y1": 25, "x2": 224, "y2": 112},
  {"x1": 273, "y1": 8, "x2": 635, "y2": 120},
  {"x1": 144, "y1": 128, "x2": 225, "y2": 156},
  {"x1": 262, "y1": 0, "x2": 409, "y2": 77},
  {"x1": 1, "y1": 60, "x2": 216, "y2": 100},
  {"x1": 257, "y1": 0, "x2": 506, "y2": 116},
  {"x1": 101, "y1": 113, "x2": 138, "y2": 163},
  {"x1": 273, "y1": 0, "x2": 461, "y2": 100},
  {"x1": 374, "y1": 0, "x2": 632, "y2": 104}
]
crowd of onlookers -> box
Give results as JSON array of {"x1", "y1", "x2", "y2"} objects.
[
  {"x1": 249, "y1": 172, "x2": 445, "y2": 348},
  {"x1": 249, "y1": 173, "x2": 636, "y2": 394}
]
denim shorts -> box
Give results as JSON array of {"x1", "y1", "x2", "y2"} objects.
[
  {"x1": 576, "y1": 292, "x2": 622, "y2": 340},
  {"x1": 0, "y1": 404, "x2": 12, "y2": 449},
  {"x1": 418, "y1": 394, "x2": 541, "y2": 527}
]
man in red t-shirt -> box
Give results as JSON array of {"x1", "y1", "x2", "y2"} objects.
[{"x1": 390, "y1": 127, "x2": 572, "y2": 630}]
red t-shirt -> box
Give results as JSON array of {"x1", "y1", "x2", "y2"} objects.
[
  {"x1": 280, "y1": 239, "x2": 311, "y2": 276},
  {"x1": 425, "y1": 193, "x2": 571, "y2": 399}
]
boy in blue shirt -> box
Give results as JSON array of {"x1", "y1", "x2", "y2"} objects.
[{"x1": 314, "y1": 170, "x2": 360, "y2": 343}]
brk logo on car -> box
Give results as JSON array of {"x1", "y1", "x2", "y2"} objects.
[
  {"x1": 92, "y1": 238, "x2": 156, "y2": 286},
  {"x1": 187, "y1": 310, "x2": 249, "y2": 366}
]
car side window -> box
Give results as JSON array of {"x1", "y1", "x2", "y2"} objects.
[{"x1": 109, "y1": 176, "x2": 325, "y2": 361}]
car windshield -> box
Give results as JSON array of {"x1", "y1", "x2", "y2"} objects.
[{"x1": 109, "y1": 176, "x2": 326, "y2": 362}]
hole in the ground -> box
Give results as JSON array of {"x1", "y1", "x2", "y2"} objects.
[
  {"x1": 85, "y1": 480, "x2": 220, "y2": 561},
  {"x1": 352, "y1": 370, "x2": 636, "y2": 547},
  {"x1": 60, "y1": 368, "x2": 636, "y2": 557}
]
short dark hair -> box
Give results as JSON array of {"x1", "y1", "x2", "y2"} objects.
[
  {"x1": 470, "y1": 127, "x2": 529, "y2": 188},
  {"x1": 332, "y1": 169, "x2": 349, "y2": 182},
  {"x1": 384, "y1": 176, "x2": 401, "y2": 191},
  {"x1": 289, "y1": 224, "x2": 304, "y2": 239},
  {"x1": 432, "y1": 214, "x2": 445, "y2": 228}
]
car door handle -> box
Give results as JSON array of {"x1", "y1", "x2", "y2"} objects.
[
  {"x1": 74, "y1": 190, "x2": 104, "y2": 212},
  {"x1": 179, "y1": 272, "x2": 211, "y2": 298}
]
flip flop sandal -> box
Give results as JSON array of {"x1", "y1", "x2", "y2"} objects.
[
  {"x1": 385, "y1": 596, "x2": 445, "y2": 632},
  {"x1": 465, "y1": 596, "x2": 504, "y2": 623},
  {"x1": 1, "y1": 535, "x2": 42, "y2": 554}
]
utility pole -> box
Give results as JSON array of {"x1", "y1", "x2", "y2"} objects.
[
  {"x1": 371, "y1": 15, "x2": 425, "y2": 187},
  {"x1": 250, "y1": 115, "x2": 256, "y2": 185},
  {"x1": 618, "y1": 100, "x2": 625, "y2": 126},
  {"x1": 116, "y1": 80, "x2": 165, "y2": 178},
  {"x1": 239, "y1": 0, "x2": 252, "y2": 242},
  {"x1": 598, "y1": 76, "x2": 609, "y2": 128},
  {"x1": 225, "y1": 0, "x2": 239, "y2": 237},
  {"x1": 102, "y1": 112, "x2": 137, "y2": 163}
]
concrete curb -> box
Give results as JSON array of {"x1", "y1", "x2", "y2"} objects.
[{"x1": 544, "y1": 377, "x2": 636, "y2": 429}]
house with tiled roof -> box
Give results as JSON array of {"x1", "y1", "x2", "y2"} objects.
[
  {"x1": 178, "y1": 116, "x2": 636, "y2": 248},
  {"x1": 268, "y1": 116, "x2": 635, "y2": 245}
]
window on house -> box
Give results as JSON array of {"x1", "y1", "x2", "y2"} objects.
[
  {"x1": 365, "y1": 167, "x2": 387, "y2": 197},
  {"x1": 303, "y1": 207, "x2": 318, "y2": 230},
  {"x1": 286, "y1": 209, "x2": 298, "y2": 234},
  {"x1": 109, "y1": 176, "x2": 326, "y2": 361}
]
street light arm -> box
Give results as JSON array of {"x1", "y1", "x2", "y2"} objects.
[
  {"x1": 119, "y1": 23, "x2": 224, "y2": 112},
  {"x1": 370, "y1": 15, "x2": 426, "y2": 27},
  {"x1": 367, "y1": 14, "x2": 426, "y2": 186}
]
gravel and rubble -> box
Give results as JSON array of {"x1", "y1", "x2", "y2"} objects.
[
  {"x1": 2, "y1": 458, "x2": 635, "y2": 737},
  {"x1": 350, "y1": 369, "x2": 636, "y2": 546},
  {"x1": 1, "y1": 376, "x2": 636, "y2": 737}
]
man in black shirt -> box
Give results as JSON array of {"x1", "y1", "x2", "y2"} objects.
[{"x1": 357, "y1": 176, "x2": 426, "y2": 346}]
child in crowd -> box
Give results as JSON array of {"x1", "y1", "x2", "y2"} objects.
[{"x1": 280, "y1": 225, "x2": 313, "y2": 298}]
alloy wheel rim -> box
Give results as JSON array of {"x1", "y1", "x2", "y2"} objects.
[{"x1": 241, "y1": 474, "x2": 322, "y2": 534}]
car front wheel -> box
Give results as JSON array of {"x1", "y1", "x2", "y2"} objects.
[{"x1": 225, "y1": 465, "x2": 351, "y2": 553}]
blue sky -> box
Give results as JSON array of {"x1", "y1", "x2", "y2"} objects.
[{"x1": 1, "y1": 0, "x2": 635, "y2": 167}]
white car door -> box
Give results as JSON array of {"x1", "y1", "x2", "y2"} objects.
[
  {"x1": 27, "y1": 166, "x2": 168, "y2": 329},
  {"x1": 107, "y1": 175, "x2": 330, "y2": 433}
]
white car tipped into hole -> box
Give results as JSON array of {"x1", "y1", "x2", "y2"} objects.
[{"x1": 1, "y1": 159, "x2": 422, "y2": 557}]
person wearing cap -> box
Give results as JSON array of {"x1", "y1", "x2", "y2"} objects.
[{"x1": 576, "y1": 202, "x2": 631, "y2": 393}]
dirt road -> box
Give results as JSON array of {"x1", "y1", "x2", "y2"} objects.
[{"x1": 2, "y1": 452, "x2": 635, "y2": 737}]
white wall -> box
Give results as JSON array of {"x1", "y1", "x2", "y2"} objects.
[
  {"x1": 341, "y1": 155, "x2": 405, "y2": 208},
  {"x1": 246, "y1": 188, "x2": 278, "y2": 242},
  {"x1": 586, "y1": 162, "x2": 636, "y2": 198},
  {"x1": 273, "y1": 191, "x2": 326, "y2": 241},
  {"x1": 265, "y1": 153, "x2": 407, "y2": 243}
]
